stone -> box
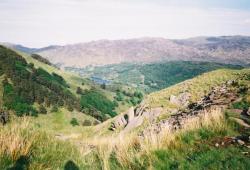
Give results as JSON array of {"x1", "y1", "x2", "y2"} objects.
[
  {"x1": 169, "y1": 92, "x2": 191, "y2": 107},
  {"x1": 247, "y1": 108, "x2": 250, "y2": 116},
  {"x1": 237, "y1": 139, "x2": 245, "y2": 145}
]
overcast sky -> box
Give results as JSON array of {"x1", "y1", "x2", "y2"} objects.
[{"x1": 0, "y1": 0, "x2": 250, "y2": 47}]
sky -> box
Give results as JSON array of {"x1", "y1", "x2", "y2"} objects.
[{"x1": 0, "y1": 0, "x2": 250, "y2": 47}]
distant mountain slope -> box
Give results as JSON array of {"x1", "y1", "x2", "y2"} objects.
[
  {"x1": 3, "y1": 36, "x2": 250, "y2": 68},
  {"x1": 66, "y1": 61, "x2": 243, "y2": 93},
  {"x1": 0, "y1": 42, "x2": 58, "y2": 54},
  {"x1": 29, "y1": 36, "x2": 250, "y2": 67}
]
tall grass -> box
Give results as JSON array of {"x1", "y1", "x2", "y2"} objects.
[
  {"x1": 0, "y1": 117, "x2": 87, "y2": 169},
  {"x1": 0, "y1": 108, "x2": 246, "y2": 169},
  {"x1": 81, "y1": 108, "x2": 227, "y2": 169}
]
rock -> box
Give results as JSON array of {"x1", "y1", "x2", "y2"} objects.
[
  {"x1": 237, "y1": 139, "x2": 245, "y2": 145},
  {"x1": 247, "y1": 108, "x2": 250, "y2": 116},
  {"x1": 242, "y1": 152, "x2": 248, "y2": 155},
  {"x1": 110, "y1": 107, "x2": 135, "y2": 130},
  {"x1": 170, "y1": 92, "x2": 191, "y2": 107},
  {"x1": 227, "y1": 80, "x2": 236, "y2": 86}
]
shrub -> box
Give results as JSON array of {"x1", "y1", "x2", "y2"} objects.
[
  {"x1": 70, "y1": 118, "x2": 79, "y2": 126},
  {"x1": 39, "y1": 105, "x2": 47, "y2": 114},
  {"x1": 51, "y1": 105, "x2": 58, "y2": 112},
  {"x1": 82, "y1": 120, "x2": 92, "y2": 126}
]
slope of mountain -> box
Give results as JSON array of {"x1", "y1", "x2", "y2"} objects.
[
  {"x1": 1, "y1": 68, "x2": 249, "y2": 169},
  {"x1": 66, "y1": 61, "x2": 243, "y2": 93},
  {"x1": 0, "y1": 45, "x2": 144, "y2": 122},
  {"x1": 6, "y1": 36, "x2": 248, "y2": 68},
  {"x1": 0, "y1": 45, "x2": 81, "y2": 116}
]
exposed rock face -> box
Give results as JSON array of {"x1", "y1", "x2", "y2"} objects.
[
  {"x1": 110, "y1": 105, "x2": 163, "y2": 132},
  {"x1": 140, "y1": 80, "x2": 241, "y2": 137},
  {"x1": 169, "y1": 92, "x2": 191, "y2": 107}
]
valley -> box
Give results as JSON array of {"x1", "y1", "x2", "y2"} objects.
[
  {"x1": 0, "y1": 40, "x2": 250, "y2": 169},
  {"x1": 1, "y1": 0, "x2": 250, "y2": 169}
]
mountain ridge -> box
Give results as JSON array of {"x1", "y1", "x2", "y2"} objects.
[{"x1": 2, "y1": 35, "x2": 250, "y2": 68}]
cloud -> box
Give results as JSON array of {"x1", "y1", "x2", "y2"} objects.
[{"x1": 244, "y1": 19, "x2": 250, "y2": 24}]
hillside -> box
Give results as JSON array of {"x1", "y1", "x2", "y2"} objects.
[
  {"x1": 0, "y1": 68, "x2": 249, "y2": 169},
  {"x1": 0, "y1": 45, "x2": 80, "y2": 117},
  {"x1": 0, "y1": 45, "x2": 143, "y2": 122},
  {"x1": 4, "y1": 36, "x2": 250, "y2": 68},
  {"x1": 66, "y1": 61, "x2": 243, "y2": 93}
]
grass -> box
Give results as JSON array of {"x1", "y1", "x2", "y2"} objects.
[
  {"x1": 0, "y1": 118, "x2": 88, "y2": 170},
  {"x1": 77, "y1": 108, "x2": 245, "y2": 170},
  {"x1": 30, "y1": 108, "x2": 96, "y2": 135},
  {"x1": 1, "y1": 75, "x2": 250, "y2": 169},
  {"x1": 147, "y1": 69, "x2": 250, "y2": 109},
  {"x1": 153, "y1": 146, "x2": 250, "y2": 170},
  {"x1": 1, "y1": 63, "x2": 250, "y2": 169}
]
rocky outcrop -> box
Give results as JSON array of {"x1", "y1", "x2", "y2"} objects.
[
  {"x1": 110, "y1": 104, "x2": 163, "y2": 132},
  {"x1": 169, "y1": 92, "x2": 191, "y2": 107},
  {"x1": 110, "y1": 79, "x2": 242, "y2": 134},
  {"x1": 140, "y1": 81, "x2": 240, "y2": 137}
]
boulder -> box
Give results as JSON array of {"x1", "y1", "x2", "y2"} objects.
[
  {"x1": 110, "y1": 104, "x2": 163, "y2": 132},
  {"x1": 110, "y1": 107, "x2": 134, "y2": 130},
  {"x1": 247, "y1": 108, "x2": 250, "y2": 116},
  {"x1": 170, "y1": 92, "x2": 191, "y2": 107}
]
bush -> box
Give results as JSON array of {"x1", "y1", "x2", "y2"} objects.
[
  {"x1": 51, "y1": 105, "x2": 58, "y2": 112},
  {"x1": 70, "y1": 118, "x2": 79, "y2": 126},
  {"x1": 115, "y1": 92, "x2": 124, "y2": 101},
  {"x1": 82, "y1": 120, "x2": 92, "y2": 126},
  {"x1": 39, "y1": 105, "x2": 47, "y2": 114},
  {"x1": 80, "y1": 90, "x2": 117, "y2": 120}
]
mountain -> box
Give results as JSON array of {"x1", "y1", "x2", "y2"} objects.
[
  {"x1": 3, "y1": 36, "x2": 250, "y2": 68},
  {"x1": 0, "y1": 42, "x2": 58, "y2": 54},
  {"x1": 4, "y1": 36, "x2": 248, "y2": 68}
]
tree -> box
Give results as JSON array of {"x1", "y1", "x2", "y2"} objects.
[
  {"x1": 101, "y1": 83, "x2": 106, "y2": 89},
  {"x1": 76, "y1": 87, "x2": 83, "y2": 94}
]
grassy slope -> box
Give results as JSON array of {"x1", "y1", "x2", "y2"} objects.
[
  {"x1": 147, "y1": 69, "x2": 247, "y2": 108},
  {"x1": 20, "y1": 51, "x2": 133, "y2": 115},
  {"x1": 19, "y1": 51, "x2": 91, "y2": 94},
  {"x1": 1, "y1": 68, "x2": 250, "y2": 169},
  {"x1": 9, "y1": 51, "x2": 129, "y2": 138}
]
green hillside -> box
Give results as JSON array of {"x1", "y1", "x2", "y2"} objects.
[
  {"x1": 0, "y1": 46, "x2": 141, "y2": 122},
  {"x1": 0, "y1": 67, "x2": 249, "y2": 169},
  {"x1": 66, "y1": 61, "x2": 242, "y2": 93},
  {"x1": 0, "y1": 45, "x2": 79, "y2": 116}
]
